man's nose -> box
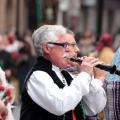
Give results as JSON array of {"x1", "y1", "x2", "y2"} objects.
[{"x1": 75, "y1": 46, "x2": 80, "y2": 53}]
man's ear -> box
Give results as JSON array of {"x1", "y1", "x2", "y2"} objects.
[{"x1": 42, "y1": 44, "x2": 50, "y2": 54}]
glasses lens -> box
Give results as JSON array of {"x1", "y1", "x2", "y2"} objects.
[
  {"x1": 64, "y1": 42, "x2": 69, "y2": 48},
  {"x1": 47, "y1": 42, "x2": 65, "y2": 48},
  {"x1": 64, "y1": 42, "x2": 77, "y2": 48},
  {"x1": 47, "y1": 42, "x2": 78, "y2": 49}
]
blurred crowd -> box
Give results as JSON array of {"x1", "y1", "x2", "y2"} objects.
[
  {"x1": 0, "y1": 26, "x2": 120, "y2": 119},
  {"x1": 0, "y1": 29, "x2": 37, "y2": 104},
  {"x1": 71, "y1": 27, "x2": 120, "y2": 64}
]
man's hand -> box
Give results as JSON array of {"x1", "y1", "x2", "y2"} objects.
[
  {"x1": 93, "y1": 63, "x2": 107, "y2": 83},
  {"x1": 68, "y1": 57, "x2": 102, "y2": 77},
  {"x1": 80, "y1": 57, "x2": 100, "y2": 77}
]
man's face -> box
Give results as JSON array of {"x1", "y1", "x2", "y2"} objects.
[{"x1": 45, "y1": 34, "x2": 80, "y2": 69}]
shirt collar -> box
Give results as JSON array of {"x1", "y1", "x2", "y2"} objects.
[{"x1": 52, "y1": 65, "x2": 61, "y2": 72}]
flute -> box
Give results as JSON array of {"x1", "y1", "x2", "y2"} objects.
[{"x1": 70, "y1": 58, "x2": 117, "y2": 74}]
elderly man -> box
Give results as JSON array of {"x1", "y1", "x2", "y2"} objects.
[{"x1": 20, "y1": 25, "x2": 106, "y2": 120}]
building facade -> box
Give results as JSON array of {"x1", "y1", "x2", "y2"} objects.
[
  {"x1": 0, "y1": 0, "x2": 120, "y2": 37},
  {"x1": 0, "y1": 0, "x2": 36, "y2": 36}
]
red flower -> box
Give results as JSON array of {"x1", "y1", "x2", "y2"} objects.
[
  {"x1": 0, "y1": 86, "x2": 12, "y2": 106},
  {"x1": 0, "y1": 86, "x2": 5, "y2": 91}
]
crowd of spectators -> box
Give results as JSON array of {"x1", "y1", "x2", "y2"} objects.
[{"x1": 0, "y1": 29, "x2": 37, "y2": 104}]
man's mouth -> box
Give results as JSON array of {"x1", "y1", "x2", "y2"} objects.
[
  {"x1": 63, "y1": 53, "x2": 77, "y2": 60},
  {"x1": 67, "y1": 56, "x2": 78, "y2": 62},
  {"x1": 70, "y1": 55, "x2": 77, "y2": 59}
]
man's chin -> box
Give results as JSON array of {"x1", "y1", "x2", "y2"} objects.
[{"x1": 64, "y1": 58, "x2": 71, "y2": 66}]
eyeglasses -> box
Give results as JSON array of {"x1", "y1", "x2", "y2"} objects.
[{"x1": 47, "y1": 42, "x2": 78, "y2": 48}]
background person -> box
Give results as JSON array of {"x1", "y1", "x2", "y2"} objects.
[
  {"x1": 0, "y1": 100, "x2": 8, "y2": 120},
  {"x1": 0, "y1": 67, "x2": 15, "y2": 120},
  {"x1": 95, "y1": 33, "x2": 115, "y2": 64},
  {"x1": 103, "y1": 47, "x2": 120, "y2": 120}
]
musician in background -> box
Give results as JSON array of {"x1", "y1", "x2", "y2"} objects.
[
  {"x1": 103, "y1": 47, "x2": 120, "y2": 120},
  {"x1": 20, "y1": 25, "x2": 106, "y2": 120},
  {"x1": 65, "y1": 42, "x2": 107, "y2": 120}
]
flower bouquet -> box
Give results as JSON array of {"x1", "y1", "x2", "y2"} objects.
[{"x1": 0, "y1": 86, "x2": 12, "y2": 106}]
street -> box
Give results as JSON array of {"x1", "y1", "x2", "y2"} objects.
[{"x1": 13, "y1": 104, "x2": 21, "y2": 120}]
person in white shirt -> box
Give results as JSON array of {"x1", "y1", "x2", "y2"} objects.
[
  {"x1": 0, "y1": 67, "x2": 15, "y2": 120},
  {"x1": 20, "y1": 25, "x2": 106, "y2": 120}
]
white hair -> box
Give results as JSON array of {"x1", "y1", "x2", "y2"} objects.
[{"x1": 32, "y1": 25, "x2": 74, "y2": 56}]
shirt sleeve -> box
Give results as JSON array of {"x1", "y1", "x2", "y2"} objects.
[
  {"x1": 27, "y1": 71, "x2": 92, "y2": 115},
  {"x1": 82, "y1": 79, "x2": 107, "y2": 116}
]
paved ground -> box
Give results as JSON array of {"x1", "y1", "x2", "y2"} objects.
[{"x1": 12, "y1": 104, "x2": 21, "y2": 120}]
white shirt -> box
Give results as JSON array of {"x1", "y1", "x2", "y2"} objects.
[{"x1": 27, "y1": 65, "x2": 106, "y2": 116}]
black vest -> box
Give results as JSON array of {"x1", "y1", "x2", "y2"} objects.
[{"x1": 20, "y1": 56, "x2": 84, "y2": 120}]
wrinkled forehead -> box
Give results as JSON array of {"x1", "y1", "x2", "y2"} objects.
[{"x1": 57, "y1": 34, "x2": 76, "y2": 43}]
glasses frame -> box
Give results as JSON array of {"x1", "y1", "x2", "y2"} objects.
[{"x1": 47, "y1": 42, "x2": 77, "y2": 48}]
